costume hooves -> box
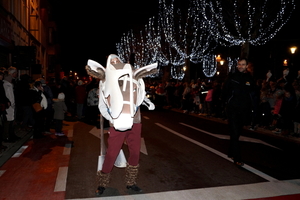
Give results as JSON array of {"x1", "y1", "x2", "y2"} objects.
[
  {"x1": 95, "y1": 186, "x2": 105, "y2": 196},
  {"x1": 126, "y1": 184, "x2": 142, "y2": 192}
]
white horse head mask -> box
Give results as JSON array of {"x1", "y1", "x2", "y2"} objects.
[{"x1": 86, "y1": 54, "x2": 157, "y2": 131}]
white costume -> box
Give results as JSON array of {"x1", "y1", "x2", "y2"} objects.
[{"x1": 87, "y1": 54, "x2": 157, "y2": 131}]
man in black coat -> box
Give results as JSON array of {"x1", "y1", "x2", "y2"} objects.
[{"x1": 222, "y1": 58, "x2": 255, "y2": 166}]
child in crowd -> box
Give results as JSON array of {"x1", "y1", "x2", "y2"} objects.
[
  {"x1": 270, "y1": 90, "x2": 284, "y2": 133},
  {"x1": 204, "y1": 82, "x2": 213, "y2": 117},
  {"x1": 52, "y1": 93, "x2": 67, "y2": 136}
]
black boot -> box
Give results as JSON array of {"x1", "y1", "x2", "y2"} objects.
[
  {"x1": 126, "y1": 184, "x2": 142, "y2": 192},
  {"x1": 96, "y1": 171, "x2": 110, "y2": 196},
  {"x1": 95, "y1": 186, "x2": 105, "y2": 196},
  {"x1": 125, "y1": 164, "x2": 142, "y2": 192}
]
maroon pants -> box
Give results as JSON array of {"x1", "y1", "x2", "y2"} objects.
[{"x1": 102, "y1": 123, "x2": 142, "y2": 173}]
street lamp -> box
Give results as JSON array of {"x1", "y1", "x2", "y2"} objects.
[
  {"x1": 290, "y1": 46, "x2": 297, "y2": 54},
  {"x1": 289, "y1": 46, "x2": 297, "y2": 67},
  {"x1": 216, "y1": 55, "x2": 221, "y2": 62},
  {"x1": 283, "y1": 59, "x2": 288, "y2": 66}
]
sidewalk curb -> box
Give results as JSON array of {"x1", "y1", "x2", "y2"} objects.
[
  {"x1": 167, "y1": 107, "x2": 300, "y2": 145},
  {"x1": 0, "y1": 129, "x2": 33, "y2": 167}
]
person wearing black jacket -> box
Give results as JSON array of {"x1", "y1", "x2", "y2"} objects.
[
  {"x1": 0, "y1": 70, "x2": 11, "y2": 150},
  {"x1": 222, "y1": 58, "x2": 255, "y2": 167},
  {"x1": 29, "y1": 81, "x2": 48, "y2": 139}
]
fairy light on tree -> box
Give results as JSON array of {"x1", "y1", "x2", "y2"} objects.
[
  {"x1": 227, "y1": 57, "x2": 239, "y2": 73},
  {"x1": 116, "y1": 0, "x2": 295, "y2": 80},
  {"x1": 116, "y1": 17, "x2": 162, "y2": 76},
  {"x1": 202, "y1": 54, "x2": 217, "y2": 77},
  {"x1": 116, "y1": 30, "x2": 136, "y2": 65},
  {"x1": 160, "y1": 1, "x2": 216, "y2": 60},
  {"x1": 155, "y1": 0, "x2": 218, "y2": 79},
  {"x1": 117, "y1": 0, "x2": 219, "y2": 80},
  {"x1": 202, "y1": 0, "x2": 295, "y2": 58}
]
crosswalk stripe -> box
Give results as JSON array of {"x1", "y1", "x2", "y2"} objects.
[{"x1": 54, "y1": 166, "x2": 68, "y2": 192}]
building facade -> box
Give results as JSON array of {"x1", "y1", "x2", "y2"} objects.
[{"x1": 0, "y1": 0, "x2": 58, "y2": 80}]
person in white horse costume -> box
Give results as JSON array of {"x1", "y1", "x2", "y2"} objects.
[{"x1": 85, "y1": 54, "x2": 157, "y2": 195}]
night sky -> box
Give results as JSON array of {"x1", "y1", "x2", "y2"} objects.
[
  {"x1": 49, "y1": 0, "x2": 300, "y2": 76},
  {"x1": 50, "y1": 0, "x2": 160, "y2": 75}
]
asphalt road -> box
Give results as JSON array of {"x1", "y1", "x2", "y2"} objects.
[{"x1": 65, "y1": 108, "x2": 300, "y2": 198}]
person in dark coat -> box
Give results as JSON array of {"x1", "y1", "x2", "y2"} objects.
[
  {"x1": 0, "y1": 70, "x2": 10, "y2": 150},
  {"x1": 221, "y1": 58, "x2": 255, "y2": 167},
  {"x1": 15, "y1": 74, "x2": 34, "y2": 130},
  {"x1": 279, "y1": 85, "x2": 297, "y2": 135},
  {"x1": 29, "y1": 81, "x2": 48, "y2": 139}
]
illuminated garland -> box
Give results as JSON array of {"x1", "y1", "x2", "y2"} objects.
[
  {"x1": 116, "y1": 0, "x2": 295, "y2": 79},
  {"x1": 202, "y1": 54, "x2": 217, "y2": 77},
  {"x1": 203, "y1": 0, "x2": 295, "y2": 46},
  {"x1": 170, "y1": 65, "x2": 185, "y2": 80},
  {"x1": 159, "y1": 0, "x2": 216, "y2": 65},
  {"x1": 227, "y1": 57, "x2": 239, "y2": 73}
]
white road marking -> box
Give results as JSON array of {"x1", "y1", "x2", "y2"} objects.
[
  {"x1": 156, "y1": 123, "x2": 278, "y2": 182},
  {"x1": 54, "y1": 166, "x2": 68, "y2": 192},
  {"x1": 12, "y1": 146, "x2": 28, "y2": 157},
  {"x1": 180, "y1": 123, "x2": 281, "y2": 150},
  {"x1": 140, "y1": 138, "x2": 148, "y2": 155},
  {"x1": 89, "y1": 127, "x2": 109, "y2": 139},
  {"x1": 63, "y1": 143, "x2": 72, "y2": 155},
  {"x1": 0, "y1": 170, "x2": 5, "y2": 177},
  {"x1": 67, "y1": 129, "x2": 73, "y2": 137}
]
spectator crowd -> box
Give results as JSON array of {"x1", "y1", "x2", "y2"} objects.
[
  {"x1": 1, "y1": 65, "x2": 300, "y2": 152},
  {"x1": 0, "y1": 66, "x2": 99, "y2": 152},
  {"x1": 145, "y1": 67, "x2": 300, "y2": 138}
]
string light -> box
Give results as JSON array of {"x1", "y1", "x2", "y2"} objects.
[
  {"x1": 170, "y1": 65, "x2": 185, "y2": 80},
  {"x1": 203, "y1": 0, "x2": 295, "y2": 46},
  {"x1": 116, "y1": 0, "x2": 295, "y2": 79},
  {"x1": 227, "y1": 57, "x2": 239, "y2": 73},
  {"x1": 202, "y1": 54, "x2": 217, "y2": 77}
]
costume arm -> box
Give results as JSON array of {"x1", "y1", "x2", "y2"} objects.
[
  {"x1": 98, "y1": 93, "x2": 113, "y2": 123},
  {"x1": 142, "y1": 96, "x2": 155, "y2": 110}
]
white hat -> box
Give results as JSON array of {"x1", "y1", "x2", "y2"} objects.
[{"x1": 58, "y1": 93, "x2": 65, "y2": 100}]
